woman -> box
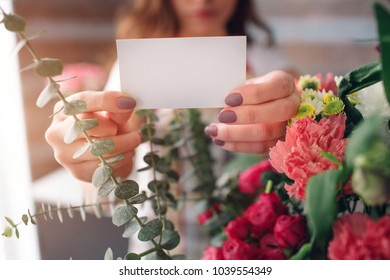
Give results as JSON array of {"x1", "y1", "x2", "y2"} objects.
[{"x1": 45, "y1": 0, "x2": 300, "y2": 258}]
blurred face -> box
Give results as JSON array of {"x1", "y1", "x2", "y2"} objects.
[{"x1": 171, "y1": 0, "x2": 238, "y2": 37}]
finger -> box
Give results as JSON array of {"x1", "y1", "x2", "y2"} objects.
[
  {"x1": 53, "y1": 91, "x2": 136, "y2": 121},
  {"x1": 225, "y1": 71, "x2": 296, "y2": 106},
  {"x1": 218, "y1": 90, "x2": 300, "y2": 124},
  {"x1": 212, "y1": 138, "x2": 282, "y2": 154},
  {"x1": 204, "y1": 122, "x2": 286, "y2": 142}
]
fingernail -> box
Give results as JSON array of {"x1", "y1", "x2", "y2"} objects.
[
  {"x1": 225, "y1": 93, "x2": 243, "y2": 106},
  {"x1": 218, "y1": 110, "x2": 237, "y2": 123},
  {"x1": 204, "y1": 125, "x2": 218, "y2": 137},
  {"x1": 116, "y1": 96, "x2": 136, "y2": 109},
  {"x1": 213, "y1": 139, "x2": 225, "y2": 146}
]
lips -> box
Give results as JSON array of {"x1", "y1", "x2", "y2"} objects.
[{"x1": 194, "y1": 9, "x2": 215, "y2": 19}]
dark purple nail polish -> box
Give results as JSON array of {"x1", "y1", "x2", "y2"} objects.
[
  {"x1": 116, "y1": 96, "x2": 136, "y2": 109},
  {"x1": 213, "y1": 139, "x2": 225, "y2": 146},
  {"x1": 218, "y1": 110, "x2": 237, "y2": 123},
  {"x1": 225, "y1": 92, "x2": 243, "y2": 107},
  {"x1": 204, "y1": 125, "x2": 218, "y2": 137}
]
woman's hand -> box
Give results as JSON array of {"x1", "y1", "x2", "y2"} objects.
[
  {"x1": 45, "y1": 91, "x2": 142, "y2": 181},
  {"x1": 205, "y1": 71, "x2": 300, "y2": 154}
]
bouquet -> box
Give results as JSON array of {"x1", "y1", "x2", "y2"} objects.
[{"x1": 200, "y1": 3, "x2": 390, "y2": 260}]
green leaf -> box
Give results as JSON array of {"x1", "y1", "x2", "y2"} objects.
[
  {"x1": 144, "y1": 250, "x2": 171, "y2": 260},
  {"x1": 128, "y1": 193, "x2": 148, "y2": 205},
  {"x1": 104, "y1": 154, "x2": 125, "y2": 164},
  {"x1": 34, "y1": 58, "x2": 63, "y2": 77},
  {"x1": 115, "y1": 180, "x2": 139, "y2": 200},
  {"x1": 160, "y1": 230, "x2": 180, "y2": 250},
  {"x1": 2, "y1": 226, "x2": 12, "y2": 238},
  {"x1": 138, "y1": 219, "x2": 163, "y2": 241},
  {"x1": 92, "y1": 164, "x2": 113, "y2": 188},
  {"x1": 5, "y1": 217, "x2": 16, "y2": 227},
  {"x1": 143, "y1": 152, "x2": 159, "y2": 165},
  {"x1": 171, "y1": 255, "x2": 186, "y2": 260},
  {"x1": 104, "y1": 247, "x2": 113, "y2": 260},
  {"x1": 3, "y1": 13, "x2": 26, "y2": 32},
  {"x1": 125, "y1": 253, "x2": 141, "y2": 260},
  {"x1": 147, "y1": 180, "x2": 168, "y2": 193},
  {"x1": 374, "y1": 2, "x2": 390, "y2": 104},
  {"x1": 15, "y1": 227, "x2": 20, "y2": 239},
  {"x1": 64, "y1": 119, "x2": 98, "y2": 144},
  {"x1": 63, "y1": 100, "x2": 87, "y2": 115},
  {"x1": 98, "y1": 179, "x2": 117, "y2": 197},
  {"x1": 36, "y1": 81, "x2": 59, "y2": 108},
  {"x1": 72, "y1": 143, "x2": 90, "y2": 159},
  {"x1": 305, "y1": 169, "x2": 339, "y2": 259},
  {"x1": 22, "y1": 214, "x2": 29, "y2": 225},
  {"x1": 320, "y1": 151, "x2": 342, "y2": 168},
  {"x1": 112, "y1": 205, "x2": 138, "y2": 227},
  {"x1": 90, "y1": 138, "x2": 115, "y2": 156},
  {"x1": 122, "y1": 216, "x2": 147, "y2": 238},
  {"x1": 345, "y1": 114, "x2": 382, "y2": 167}
]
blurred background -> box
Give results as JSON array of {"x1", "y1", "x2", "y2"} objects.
[{"x1": 1, "y1": 0, "x2": 380, "y2": 259}]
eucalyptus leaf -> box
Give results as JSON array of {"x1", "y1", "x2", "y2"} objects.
[
  {"x1": 80, "y1": 206, "x2": 86, "y2": 222},
  {"x1": 115, "y1": 180, "x2": 139, "y2": 200},
  {"x1": 67, "y1": 205, "x2": 74, "y2": 219},
  {"x1": 94, "y1": 203, "x2": 103, "y2": 219},
  {"x1": 36, "y1": 81, "x2": 59, "y2": 108},
  {"x1": 122, "y1": 216, "x2": 147, "y2": 238},
  {"x1": 72, "y1": 143, "x2": 90, "y2": 159},
  {"x1": 90, "y1": 138, "x2": 115, "y2": 156},
  {"x1": 374, "y1": 2, "x2": 390, "y2": 104},
  {"x1": 305, "y1": 169, "x2": 340, "y2": 259},
  {"x1": 34, "y1": 58, "x2": 63, "y2": 77},
  {"x1": 143, "y1": 152, "x2": 160, "y2": 165},
  {"x1": 138, "y1": 219, "x2": 162, "y2": 241},
  {"x1": 92, "y1": 164, "x2": 113, "y2": 188},
  {"x1": 112, "y1": 205, "x2": 138, "y2": 227},
  {"x1": 63, "y1": 100, "x2": 87, "y2": 115},
  {"x1": 144, "y1": 251, "x2": 171, "y2": 260},
  {"x1": 160, "y1": 230, "x2": 180, "y2": 250},
  {"x1": 125, "y1": 253, "x2": 141, "y2": 260},
  {"x1": 48, "y1": 204, "x2": 54, "y2": 220},
  {"x1": 5, "y1": 217, "x2": 16, "y2": 227},
  {"x1": 64, "y1": 119, "x2": 98, "y2": 144},
  {"x1": 128, "y1": 193, "x2": 148, "y2": 205},
  {"x1": 98, "y1": 179, "x2": 117, "y2": 197},
  {"x1": 2, "y1": 226, "x2": 12, "y2": 238},
  {"x1": 104, "y1": 247, "x2": 114, "y2": 260},
  {"x1": 15, "y1": 227, "x2": 20, "y2": 239},
  {"x1": 104, "y1": 154, "x2": 125, "y2": 164},
  {"x1": 22, "y1": 214, "x2": 29, "y2": 225},
  {"x1": 28, "y1": 209, "x2": 36, "y2": 225},
  {"x1": 3, "y1": 13, "x2": 26, "y2": 32}
]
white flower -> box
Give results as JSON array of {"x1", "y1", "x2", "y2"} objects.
[{"x1": 356, "y1": 82, "x2": 390, "y2": 118}]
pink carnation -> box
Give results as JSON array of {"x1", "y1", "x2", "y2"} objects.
[
  {"x1": 328, "y1": 213, "x2": 390, "y2": 260},
  {"x1": 269, "y1": 114, "x2": 348, "y2": 200}
]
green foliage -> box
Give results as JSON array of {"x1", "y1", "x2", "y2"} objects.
[
  {"x1": 115, "y1": 180, "x2": 139, "y2": 200},
  {"x1": 112, "y1": 205, "x2": 138, "y2": 227},
  {"x1": 92, "y1": 164, "x2": 113, "y2": 188},
  {"x1": 138, "y1": 219, "x2": 163, "y2": 241},
  {"x1": 122, "y1": 217, "x2": 147, "y2": 238},
  {"x1": 64, "y1": 119, "x2": 98, "y2": 144},
  {"x1": 36, "y1": 81, "x2": 60, "y2": 108},
  {"x1": 90, "y1": 138, "x2": 115, "y2": 156},
  {"x1": 63, "y1": 100, "x2": 87, "y2": 115},
  {"x1": 2, "y1": 13, "x2": 26, "y2": 32},
  {"x1": 34, "y1": 58, "x2": 63, "y2": 77}
]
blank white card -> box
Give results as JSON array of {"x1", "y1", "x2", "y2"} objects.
[{"x1": 116, "y1": 36, "x2": 246, "y2": 109}]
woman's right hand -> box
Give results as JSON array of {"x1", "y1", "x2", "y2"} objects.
[{"x1": 45, "y1": 91, "x2": 142, "y2": 182}]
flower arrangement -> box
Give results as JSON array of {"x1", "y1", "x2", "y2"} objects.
[
  {"x1": 199, "y1": 2, "x2": 390, "y2": 260},
  {"x1": 1, "y1": 2, "x2": 390, "y2": 261}
]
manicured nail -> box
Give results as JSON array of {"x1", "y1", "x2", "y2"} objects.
[
  {"x1": 218, "y1": 110, "x2": 237, "y2": 123},
  {"x1": 204, "y1": 125, "x2": 218, "y2": 137},
  {"x1": 213, "y1": 139, "x2": 225, "y2": 146},
  {"x1": 116, "y1": 96, "x2": 136, "y2": 109},
  {"x1": 225, "y1": 92, "x2": 243, "y2": 106}
]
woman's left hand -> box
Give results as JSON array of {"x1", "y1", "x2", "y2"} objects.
[{"x1": 204, "y1": 71, "x2": 300, "y2": 154}]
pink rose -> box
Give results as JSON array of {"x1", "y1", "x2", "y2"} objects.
[
  {"x1": 225, "y1": 216, "x2": 251, "y2": 240},
  {"x1": 197, "y1": 203, "x2": 221, "y2": 225},
  {"x1": 259, "y1": 233, "x2": 287, "y2": 260},
  {"x1": 238, "y1": 160, "x2": 274, "y2": 194},
  {"x1": 269, "y1": 114, "x2": 348, "y2": 200},
  {"x1": 201, "y1": 246, "x2": 224, "y2": 260},
  {"x1": 274, "y1": 214, "x2": 308, "y2": 249},
  {"x1": 244, "y1": 192, "x2": 287, "y2": 236},
  {"x1": 328, "y1": 213, "x2": 390, "y2": 260},
  {"x1": 222, "y1": 239, "x2": 257, "y2": 260}
]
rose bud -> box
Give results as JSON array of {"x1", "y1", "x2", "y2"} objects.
[
  {"x1": 201, "y1": 246, "x2": 224, "y2": 260},
  {"x1": 225, "y1": 216, "x2": 251, "y2": 240},
  {"x1": 274, "y1": 214, "x2": 308, "y2": 249},
  {"x1": 259, "y1": 233, "x2": 287, "y2": 260},
  {"x1": 238, "y1": 160, "x2": 274, "y2": 194},
  {"x1": 197, "y1": 203, "x2": 221, "y2": 225},
  {"x1": 222, "y1": 239, "x2": 257, "y2": 260}
]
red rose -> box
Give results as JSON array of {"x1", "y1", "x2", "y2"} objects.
[
  {"x1": 201, "y1": 246, "x2": 224, "y2": 260},
  {"x1": 244, "y1": 192, "x2": 287, "y2": 236},
  {"x1": 274, "y1": 214, "x2": 308, "y2": 249},
  {"x1": 328, "y1": 214, "x2": 390, "y2": 260},
  {"x1": 238, "y1": 160, "x2": 274, "y2": 194},
  {"x1": 225, "y1": 216, "x2": 251, "y2": 240},
  {"x1": 259, "y1": 233, "x2": 287, "y2": 260},
  {"x1": 197, "y1": 203, "x2": 221, "y2": 225},
  {"x1": 222, "y1": 239, "x2": 257, "y2": 260}
]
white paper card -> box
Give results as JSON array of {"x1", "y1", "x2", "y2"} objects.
[{"x1": 116, "y1": 36, "x2": 246, "y2": 109}]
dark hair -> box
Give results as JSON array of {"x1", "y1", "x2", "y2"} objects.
[{"x1": 115, "y1": 0, "x2": 274, "y2": 46}]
